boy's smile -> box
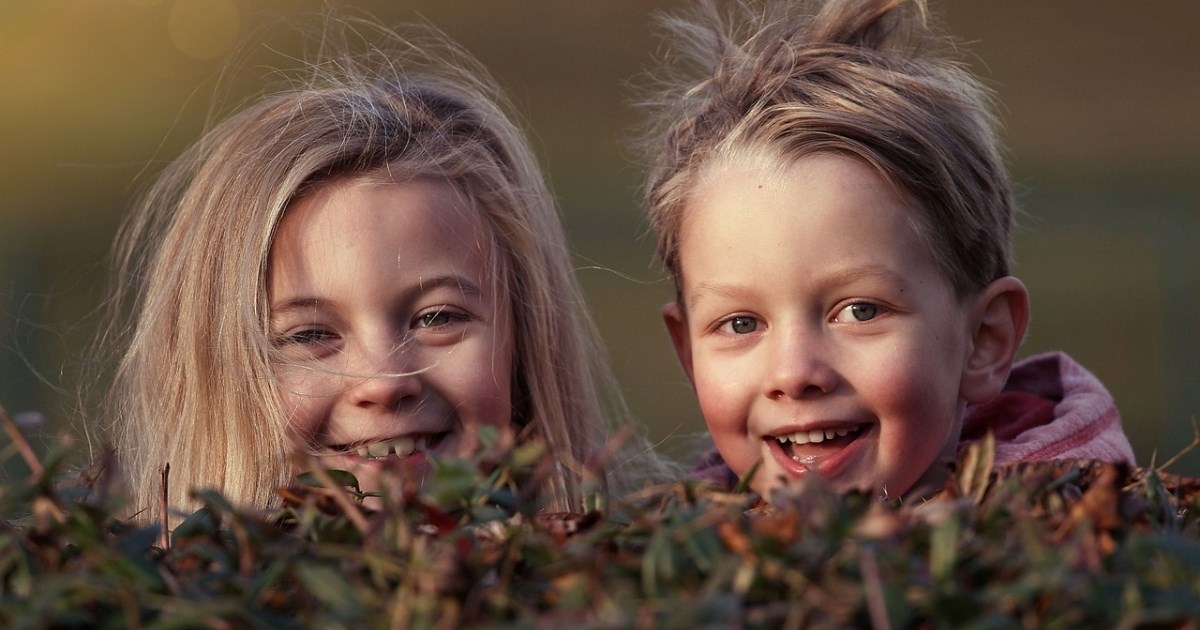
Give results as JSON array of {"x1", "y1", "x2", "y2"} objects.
[{"x1": 664, "y1": 151, "x2": 977, "y2": 499}]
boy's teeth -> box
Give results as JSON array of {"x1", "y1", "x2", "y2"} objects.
[{"x1": 779, "y1": 426, "x2": 859, "y2": 446}]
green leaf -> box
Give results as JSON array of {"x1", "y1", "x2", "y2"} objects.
[{"x1": 293, "y1": 561, "x2": 364, "y2": 621}]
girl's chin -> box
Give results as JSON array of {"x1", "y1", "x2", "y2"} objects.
[{"x1": 315, "y1": 450, "x2": 433, "y2": 495}]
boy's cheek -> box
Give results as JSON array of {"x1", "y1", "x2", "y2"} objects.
[
  {"x1": 693, "y1": 368, "x2": 761, "y2": 477},
  {"x1": 692, "y1": 369, "x2": 749, "y2": 427}
]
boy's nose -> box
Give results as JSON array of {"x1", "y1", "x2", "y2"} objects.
[
  {"x1": 762, "y1": 329, "x2": 838, "y2": 400},
  {"x1": 346, "y1": 344, "x2": 423, "y2": 411}
]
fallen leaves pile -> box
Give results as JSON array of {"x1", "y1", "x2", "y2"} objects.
[{"x1": 2, "y1": 406, "x2": 1198, "y2": 628}]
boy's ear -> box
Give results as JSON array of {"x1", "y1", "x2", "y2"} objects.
[
  {"x1": 960, "y1": 276, "x2": 1030, "y2": 404},
  {"x1": 662, "y1": 301, "x2": 695, "y2": 384}
]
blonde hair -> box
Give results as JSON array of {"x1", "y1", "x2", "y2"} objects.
[
  {"x1": 643, "y1": 0, "x2": 1013, "y2": 298},
  {"x1": 101, "y1": 22, "x2": 625, "y2": 521}
]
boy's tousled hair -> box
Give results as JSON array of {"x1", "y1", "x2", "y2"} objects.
[
  {"x1": 100, "y1": 20, "x2": 630, "y2": 522},
  {"x1": 643, "y1": 0, "x2": 1014, "y2": 298}
]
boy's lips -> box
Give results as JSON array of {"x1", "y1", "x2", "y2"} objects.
[{"x1": 764, "y1": 422, "x2": 871, "y2": 479}]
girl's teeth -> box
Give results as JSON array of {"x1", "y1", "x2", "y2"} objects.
[
  {"x1": 350, "y1": 435, "x2": 436, "y2": 460},
  {"x1": 392, "y1": 437, "x2": 414, "y2": 457}
]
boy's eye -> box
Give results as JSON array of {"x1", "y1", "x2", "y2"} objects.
[
  {"x1": 720, "y1": 316, "x2": 759, "y2": 335},
  {"x1": 835, "y1": 302, "x2": 881, "y2": 323}
]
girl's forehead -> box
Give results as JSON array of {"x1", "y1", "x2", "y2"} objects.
[{"x1": 270, "y1": 178, "x2": 500, "y2": 277}]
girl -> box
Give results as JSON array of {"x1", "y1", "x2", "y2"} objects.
[{"x1": 100, "y1": 23, "x2": 642, "y2": 522}]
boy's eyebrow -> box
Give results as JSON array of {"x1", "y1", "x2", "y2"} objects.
[
  {"x1": 818, "y1": 265, "x2": 910, "y2": 289},
  {"x1": 687, "y1": 265, "x2": 909, "y2": 311},
  {"x1": 687, "y1": 282, "x2": 754, "y2": 311},
  {"x1": 269, "y1": 274, "x2": 487, "y2": 317}
]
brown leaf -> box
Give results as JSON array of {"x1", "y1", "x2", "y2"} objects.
[
  {"x1": 751, "y1": 508, "x2": 801, "y2": 545},
  {"x1": 717, "y1": 520, "x2": 752, "y2": 556},
  {"x1": 1054, "y1": 463, "x2": 1123, "y2": 548},
  {"x1": 853, "y1": 502, "x2": 904, "y2": 540}
]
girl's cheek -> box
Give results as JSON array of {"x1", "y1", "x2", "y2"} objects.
[{"x1": 274, "y1": 370, "x2": 330, "y2": 435}]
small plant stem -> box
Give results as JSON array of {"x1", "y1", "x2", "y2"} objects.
[
  {"x1": 309, "y1": 464, "x2": 370, "y2": 535},
  {"x1": 0, "y1": 402, "x2": 43, "y2": 478},
  {"x1": 159, "y1": 463, "x2": 171, "y2": 550},
  {"x1": 1154, "y1": 416, "x2": 1200, "y2": 474},
  {"x1": 859, "y1": 547, "x2": 892, "y2": 630}
]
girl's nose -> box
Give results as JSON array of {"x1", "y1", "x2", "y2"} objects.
[
  {"x1": 762, "y1": 327, "x2": 838, "y2": 400},
  {"x1": 347, "y1": 344, "x2": 423, "y2": 411}
]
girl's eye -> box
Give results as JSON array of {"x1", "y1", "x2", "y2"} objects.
[
  {"x1": 271, "y1": 327, "x2": 340, "y2": 361},
  {"x1": 276, "y1": 327, "x2": 338, "y2": 346},
  {"x1": 720, "y1": 316, "x2": 759, "y2": 335},
  {"x1": 835, "y1": 302, "x2": 882, "y2": 323},
  {"x1": 415, "y1": 307, "x2": 470, "y2": 329}
]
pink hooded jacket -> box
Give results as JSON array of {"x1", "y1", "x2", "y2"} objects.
[
  {"x1": 958, "y1": 351, "x2": 1134, "y2": 465},
  {"x1": 693, "y1": 351, "x2": 1136, "y2": 490}
]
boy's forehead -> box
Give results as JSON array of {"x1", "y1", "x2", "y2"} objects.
[
  {"x1": 678, "y1": 150, "x2": 968, "y2": 306},
  {"x1": 692, "y1": 147, "x2": 929, "y2": 241},
  {"x1": 696, "y1": 146, "x2": 791, "y2": 189}
]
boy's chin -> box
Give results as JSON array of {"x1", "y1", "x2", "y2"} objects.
[
  {"x1": 899, "y1": 460, "x2": 954, "y2": 501},
  {"x1": 751, "y1": 465, "x2": 943, "y2": 504}
]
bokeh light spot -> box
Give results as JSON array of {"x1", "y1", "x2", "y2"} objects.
[{"x1": 167, "y1": 0, "x2": 239, "y2": 60}]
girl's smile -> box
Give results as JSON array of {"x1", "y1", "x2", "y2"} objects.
[{"x1": 267, "y1": 176, "x2": 514, "y2": 493}]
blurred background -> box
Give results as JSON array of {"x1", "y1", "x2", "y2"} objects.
[{"x1": 2, "y1": 1, "x2": 1197, "y2": 476}]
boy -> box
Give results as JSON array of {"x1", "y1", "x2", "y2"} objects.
[{"x1": 641, "y1": 0, "x2": 1134, "y2": 499}]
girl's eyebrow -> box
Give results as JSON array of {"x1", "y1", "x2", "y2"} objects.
[
  {"x1": 414, "y1": 274, "x2": 485, "y2": 298},
  {"x1": 269, "y1": 297, "x2": 332, "y2": 318},
  {"x1": 270, "y1": 274, "x2": 487, "y2": 317}
]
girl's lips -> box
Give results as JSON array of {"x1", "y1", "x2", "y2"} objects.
[
  {"x1": 323, "y1": 432, "x2": 449, "y2": 462},
  {"x1": 765, "y1": 423, "x2": 871, "y2": 480}
]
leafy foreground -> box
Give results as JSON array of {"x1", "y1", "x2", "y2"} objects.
[{"x1": 2, "y1": 415, "x2": 1199, "y2": 628}]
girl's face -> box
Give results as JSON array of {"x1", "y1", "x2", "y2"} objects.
[{"x1": 267, "y1": 176, "x2": 513, "y2": 492}]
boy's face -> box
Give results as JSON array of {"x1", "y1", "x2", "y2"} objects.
[{"x1": 664, "y1": 152, "x2": 973, "y2": 499}]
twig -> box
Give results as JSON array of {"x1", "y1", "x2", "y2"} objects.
[
  {"x1": 1154, "y1": 416, "x2": 1200, "y2": 474},
  {"x1": 307, "y1": 462, "x2": 371, "y2": 535},
  {"x1": 159, "y1": 463, "x2": 170, "y2": 550},
  {"x1": 0, "y1": 402, "x2": 44, "y2": 478},
  {"x1": 859, "y1": 546, "x2": 892, "y2": 630}
]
